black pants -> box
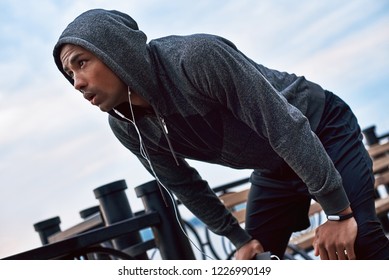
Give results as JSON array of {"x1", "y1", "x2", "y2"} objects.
[{"x1": 245, "y1": 91, "x2": 389, "y2": 259}]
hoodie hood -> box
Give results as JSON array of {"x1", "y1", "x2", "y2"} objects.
[{"x1": 53, "y1": 9, "x2": 158, "y2": 104}]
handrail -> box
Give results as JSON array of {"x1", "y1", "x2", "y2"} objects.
[
  {"x1": 48, "y1": 213, "x2": 103, "y2": 243},
  {"x1": 3, "y1": 212, "x2": 160, "y2": 260}
]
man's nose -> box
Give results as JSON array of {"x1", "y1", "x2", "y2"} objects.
[{"x1": 73, "y1": 74, "x2": 87, "y2": 92}]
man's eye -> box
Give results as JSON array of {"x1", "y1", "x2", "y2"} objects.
[{"x1": 79, "y1": 60, "x2": 85, "y2": 67}]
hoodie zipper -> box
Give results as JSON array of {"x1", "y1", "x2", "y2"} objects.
[{"x1": 158, "y1": 116, "x2": 180, "y2": 166}]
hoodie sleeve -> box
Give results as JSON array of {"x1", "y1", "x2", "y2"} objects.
[
  {"x1": 108, "y1": 115, "x2": 253, "y2": 249},
  {"x1": 180, "y1": 36, "x2": 349, "y2": 215}
]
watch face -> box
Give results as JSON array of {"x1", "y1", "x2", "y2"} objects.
[
  {"x1": 327, "y1": 215, "x2": 340, "y2": 221},
  {"x1": 327, "y1": 213, "x2": 353, "y2": 221}
]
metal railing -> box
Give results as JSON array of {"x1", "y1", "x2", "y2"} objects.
[
  {"x1": 362, "y1": 125, "x2": 389, "y2": 146},
  {"x1": 3, "y1": 180, "x2": 195, "y2": 260}
]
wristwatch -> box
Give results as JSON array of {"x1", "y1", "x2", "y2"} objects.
[{"x1": 327, "y1": 212, "x2": 354, "y2": 221}]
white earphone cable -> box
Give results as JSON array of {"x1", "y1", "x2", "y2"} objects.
[{"x1": 114, "y1": 88, "x2": 214, "y2": 260}]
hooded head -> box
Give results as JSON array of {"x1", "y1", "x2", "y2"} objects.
[{"x1": 53, "y1": 9, "x2": 157, "y2": 104}]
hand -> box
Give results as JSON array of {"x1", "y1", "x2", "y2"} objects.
[
  {"x1": 313, "y1": 214, "x2": 357, "y2": 260},
  {"x1": 235, "y1": 239, "x2": 264, "y2": 260}
]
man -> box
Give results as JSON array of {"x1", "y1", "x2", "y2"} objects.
[{"x1": 53, "y1": 9, "x2": 389, "y2": 259}]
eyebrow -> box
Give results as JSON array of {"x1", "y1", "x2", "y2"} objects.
[{"x1": 62, "y1": 52, "x2": 82, "y2": 73}]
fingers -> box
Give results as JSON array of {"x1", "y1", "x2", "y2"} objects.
[
  {"x1": 318, "y1": 247, "x2": 329, "y2": 260},
  {"x1": 315, "y1": 243, "x2": 355, "y2": 260},
  {"x1": 313, "y1": 231, "x2": 353, "y2": 260},
  {"x1": 313, "y1": 219, "x2": 357, "y2": 260},
  {"x1": 313, "y1": 236, "x2": 321, "y2": 257},
  {"x1": 335, "y1": 248, "x2": 348, "y2": 260},
  {"x1": 344, "y1": 244, "x2": 356, "y2": 260},
  {"x1": 235, "y1": 239, "x2": 264, "y2": 260},
  {"x1": 315, "y1": 245, "x2": 349, "y2": 260}
]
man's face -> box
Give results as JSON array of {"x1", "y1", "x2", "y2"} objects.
[{"x1": 60, "y1": 44, "x2": 128, "y2": 112}]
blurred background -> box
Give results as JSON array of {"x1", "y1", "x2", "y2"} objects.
[{"x1": 1, "y1": 0, "x2": 388, "y2": 258}]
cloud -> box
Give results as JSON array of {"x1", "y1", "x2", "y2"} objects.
[{"x1": 294, "y1": 14, "x2": 389, "y2": 86}]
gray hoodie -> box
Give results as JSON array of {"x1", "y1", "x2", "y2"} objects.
[{"x1": 53, "y1": 9, "x2": 349, "y2": 250}]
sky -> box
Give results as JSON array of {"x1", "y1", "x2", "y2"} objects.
[{"x1": 0, "y1": 0, "x2": 388, "y2": 259}]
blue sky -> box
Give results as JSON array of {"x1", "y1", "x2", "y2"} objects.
[{"x1": 0, "y1": 0, "x2": 388, "y2": 258}]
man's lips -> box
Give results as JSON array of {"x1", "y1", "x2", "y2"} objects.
[{"x1": 83, "y1": 93, "x2": 97, "y2": 104}]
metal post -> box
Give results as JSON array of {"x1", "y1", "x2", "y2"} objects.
[
  {"x1": 79, "y1": 205, "x2": 100, "y2": 219},
  {"x1": 79, "y1": 205, "x2": 111, "y2": 260},
  {"x1": 135, "y1": 180, "x2": 195, "y2": 260},
  {"x1": 362, "y1": 125, "x2": 379, "y2": 146},
  {"x1": 94, "y1": 180, "x2": 148, "y2": 259},
  {"x1": 33, "y1": 217, "x2": 61, "y2": 245}
]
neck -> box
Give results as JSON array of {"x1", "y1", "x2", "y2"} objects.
[
  {"x1": 114, "y1": 102, "x2": 154, "y2": 120},
  {"x1": 129, "y1": 91, "x2": 151, "y2": 109}
]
